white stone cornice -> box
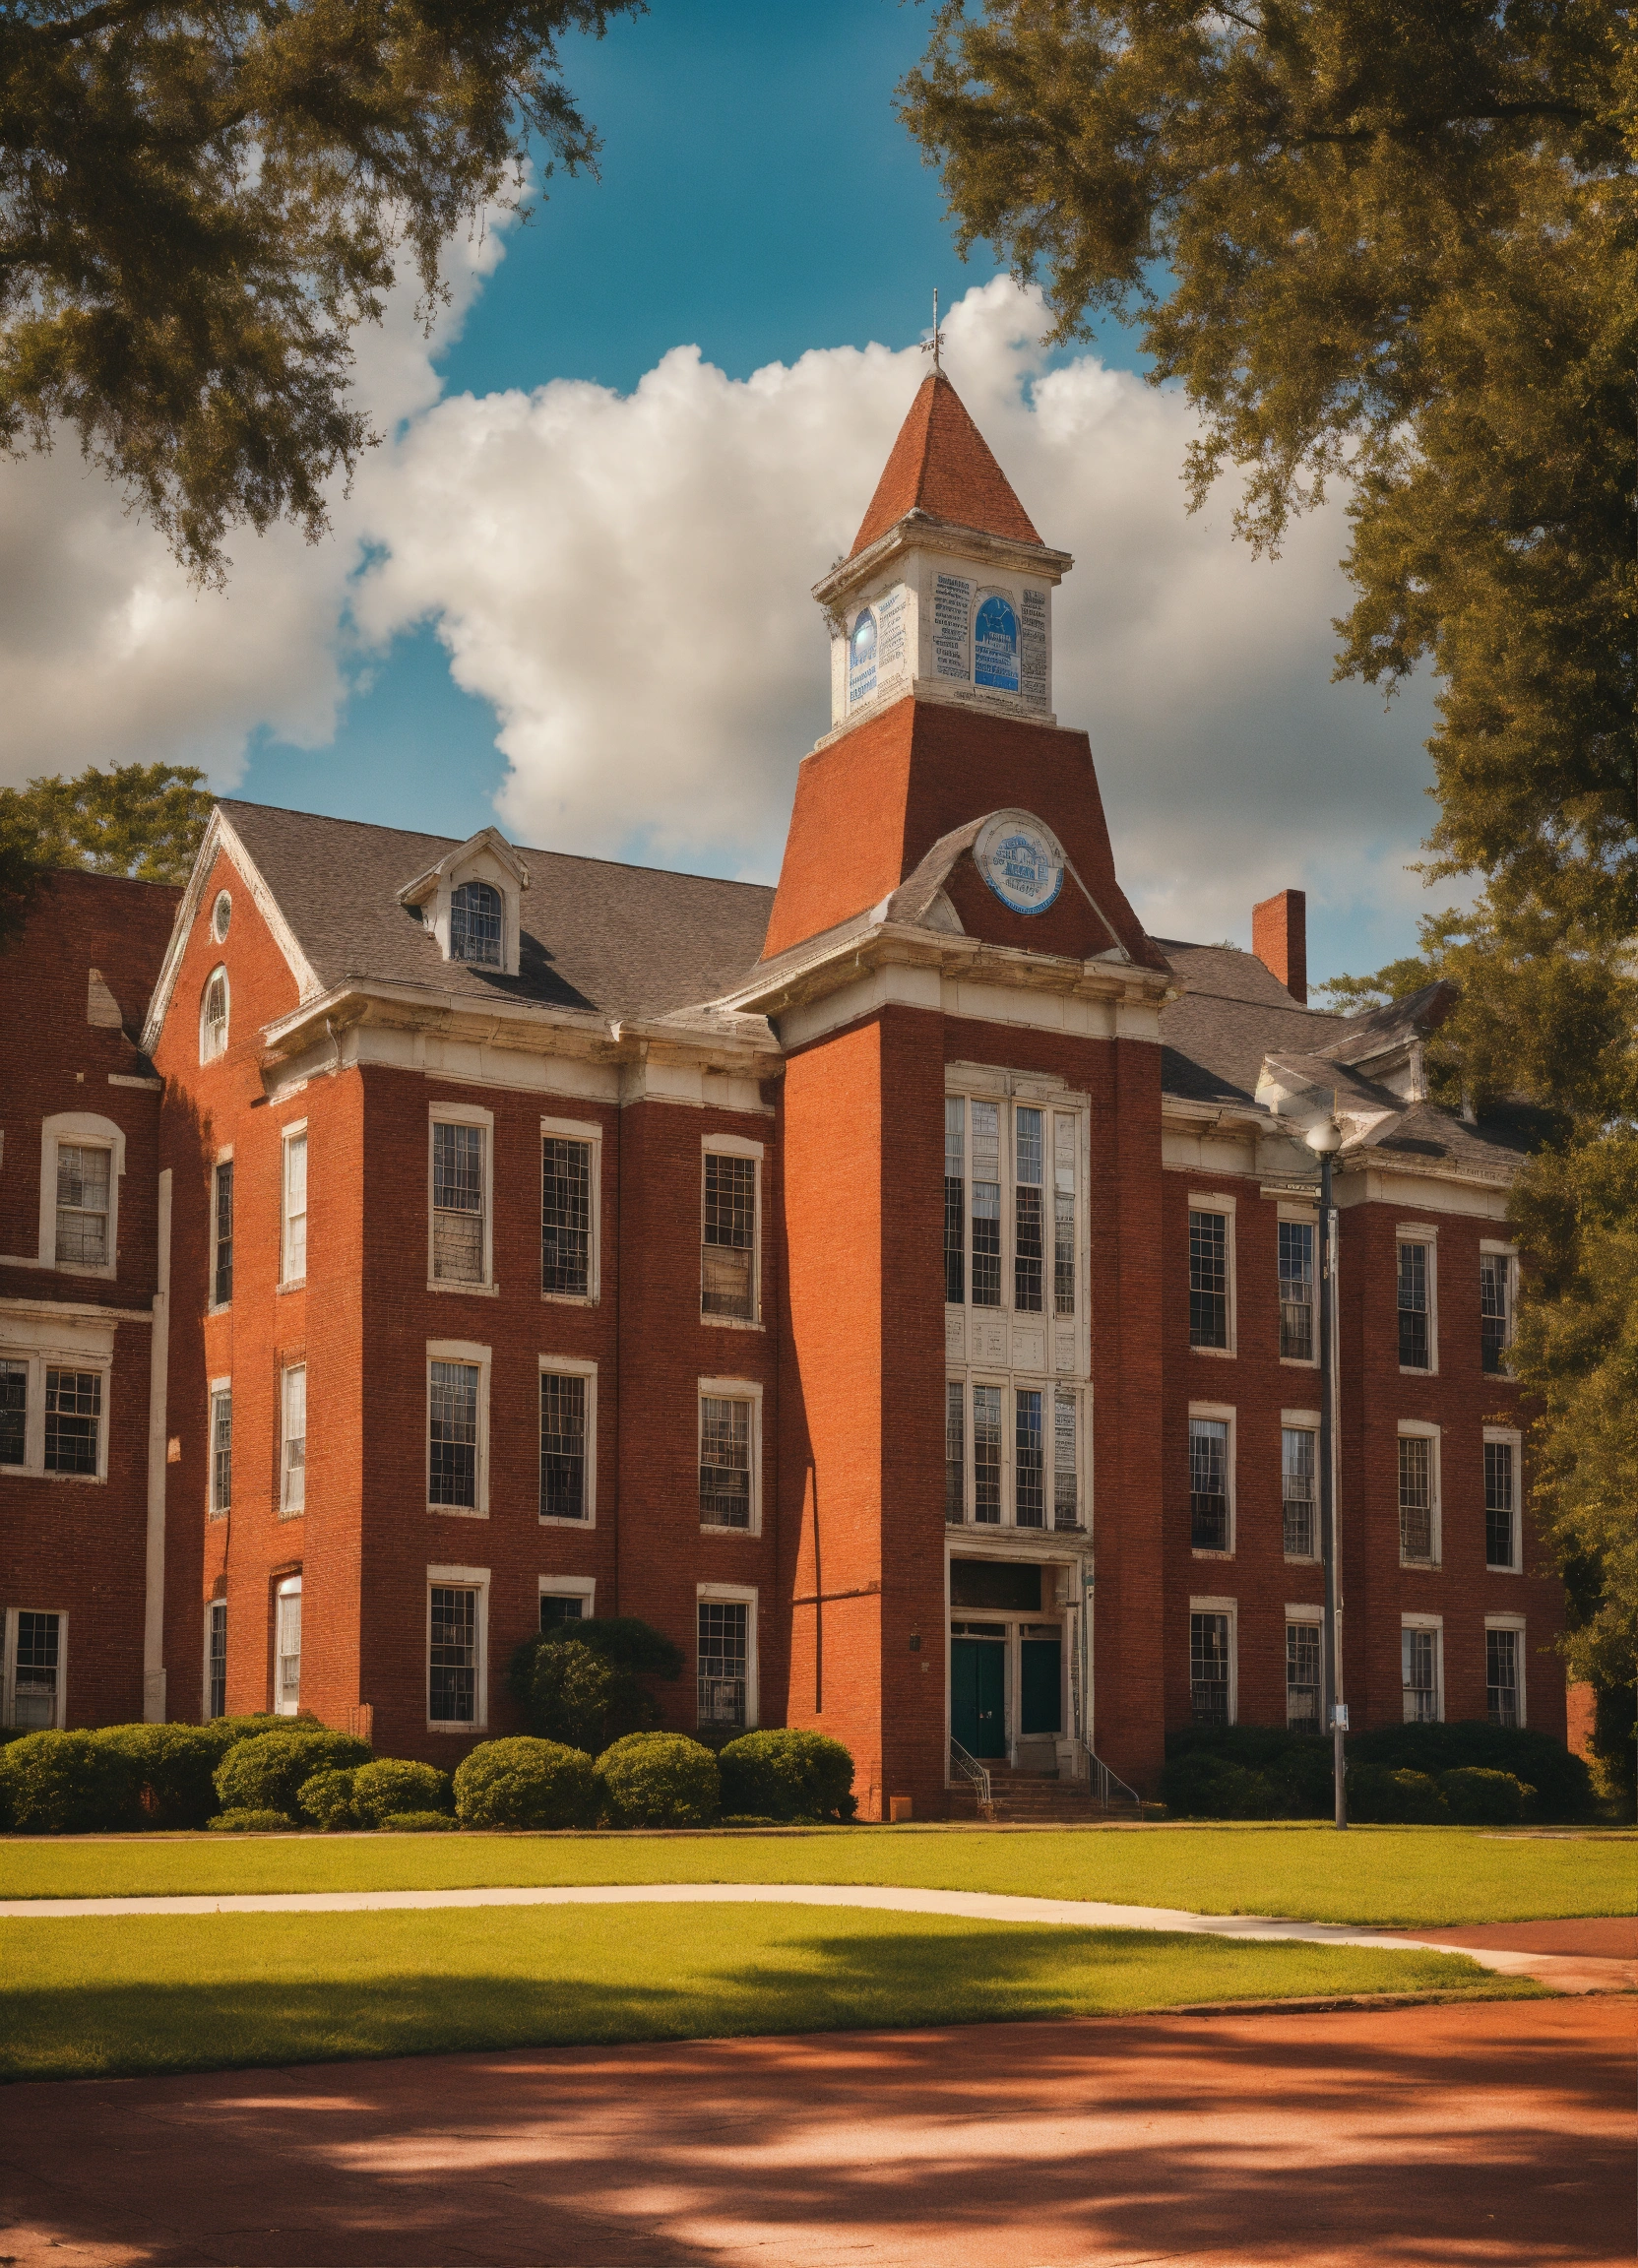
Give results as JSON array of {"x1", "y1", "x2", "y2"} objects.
[{"x1": 813, "y1": 516, "x2": 1073, "y2": 616}]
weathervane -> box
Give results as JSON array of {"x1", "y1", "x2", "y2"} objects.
[{"x1": 921, "y1": 286, "x2": 945, "y2": 371}]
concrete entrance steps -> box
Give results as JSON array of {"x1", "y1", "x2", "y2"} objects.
[{"x1": 952, "y1": 1761, "x2": 1129, "y2": 1825}]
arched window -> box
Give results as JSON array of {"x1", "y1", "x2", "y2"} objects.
[
  {"x1": 974, "y1": 595, "x2": 1020, "y2": 693},
  {"x1": 200, "y1": 966, "x2": 229, "y2": 1062},
  {"x1": 450, "y1": 881, "x2": 503, "y2": 967}
]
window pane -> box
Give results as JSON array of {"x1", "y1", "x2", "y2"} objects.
[
  {"x1": 1053, "y1": 1113, "x2": 1076, "y2": 1318},
  {"x1": 1015, "y1": 1388, "x2": 1044, "y2": 1527},
  {"x1": 697, "y1": 1599, "x2": 748, "y2": 1728},
  {"x1": 0, "y1": 1359, "x2": 26, "y2": 1467},
  {"x1": 431, "y1": 1123, "x2": 484, "y2": 1283},
  {"x1": 701, "y1": 1155, "x2": 756, "y2": 1320},
  {"x1": 973, "y1": 1385, "x2": 1001, "y2": 1524},
  {"x1": 283, "y1": 1366, "x2": 306, "y2": 1511},
  {"x1": 1484, "y1": 1440, "x2": 1515, "y2": 1568},
  {"x1": 1480, "y1": 1255, "x2": 1510, "y2": 1374},
  {"x1": 44, "y1": 1368, "x2": 99, "y2": 1475},
  {"x1": 1282, "y1": 1426, "x2": 1316, "y2": 1557},
  {"x1": 450, "y1": 881, "x2": 503, "y2": 966},
  {"x1": 699, "y1": 1395, "x2": 752, "y2": 1528},
  {"x1": 1053, "y1": 1388, "x2": 1079, "y2": 1530},
  {"x1": 1190, "y1": 1612, "x2": 1229, "y2": 1726},
  {"x1": 1286, "y1": 1621, "x2": 1321, "y2": 1730},
  {"x1": 1398, "y1": 1242, "x2": 1429, "y2": 1368},
  {"x1": 430, "y1": 1585, "x2": 477, "y2": 1722},
  {"x1": 214, "y1": 1161, "x2": 234, "y2": 1305},
  {"x1": 540, "y1": 1594, "x2": 585, "y2": 1632},
  {"x1": 1278, "y1": 1221, "x2": 1314, "y2": 1360},
  {"x1": 541, "y1": 1138, "x2": 592, "y2": 1297},
  {"x1": 1188, "y1": 1212, "x2": 1228, "y2": 1349},
  {"x1": 1402, "y1": 1627, "x2": 1437, "y2": 1722},
  {"x1": 1014, "y1": 1107, "x2": 1043, "y2": 1314},
  {"x1": 428, "y1": 1360, "x2": 477, "y2": 1506},
  {"x1": 1189, "y1": 1418, "x2": 1228, "y2": 1550},
  {"x1": 539, "y1": 1372, "x2": 587, "y2": 1519},
  {"x1": 1486, "y1": 1628, "x2": 1520, "y2": 1728},
  {"x1": 211, "y1": 1389, "x2": 232, "y2": 1514},
  {"x1": 944, "y1": 1099, "x2": 966, "y2": 1305},
  {"x1": 55, "y1": 1144, "x2": 110, "y2": 1266},
  {"x1": 1398, "y1": 1436, "x2": 1433, "y2": 1562},
  {"x1": 276, "y1": 1591, "x2": 301, "y2": 1713},
  {"x1": 971, "y1": 1102, "x2": 1001, "y2": 1307},
  {"x1": 202, "y1": 969, "x2": 228, "y2": 1058},
  {"x1": 945, "y1": 1380, "x2": 965, "y2": 1523},
  {"x1": 12, "y1": 1609, "x2": 60, "y2": 1729},
  {"x1": 207, "y1": 1600, "x2": 226, "y2": 1721},
  {"x1": 284, "y1": 1134, "x2": 307, "y2": 1281}
]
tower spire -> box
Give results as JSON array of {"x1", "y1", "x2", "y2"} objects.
[{"x1": 921, "y1": 286, "x2": 945, "y2": 373}]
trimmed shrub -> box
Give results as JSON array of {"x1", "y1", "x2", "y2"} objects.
[
  {"x1": 717, "y1": 1730, "x2": 855, "y2": 1822},
  {"x1": 0, "y1": 1731, "x2": 143, "y2": 1834},
  {"x1": 509, "y1": 1618, "x2": 683, "y2": 1751},
  {"x1": 216, "y1": 1730, "x2": 371, "y2": 1818},
  {"x1": 380, "y1": 1811, "x2": 459, "y2": 1832},
  {"x1": 595, "y1": 1732, "x2": 721, "y2": 1827},
  {"x1": 349, "y1": 1759, "x2": 453, "y2": 1824},
  {"x1": 1161, "y1": 1752, "x2": 1282, "y2": 1819},
  {"x1": 453, "y1": 1737, "x2": 599, "y2": 1830},
  {"x1": 1166, "y1": 1720, "x2": 1593, "y2": 1823},
  {"x1": 1437, "y1": 1766, "x2": 1535, "y2": 1825},
  {"x1": 1348, "y1": 1766, "x2": 1450, "y2": 1824},
  {"x1": 297, "y1": 1767, "x2": 359, "y2": 1829},
  {"x1": 1162, "y1": 1727, "x2": 1334, "y2": 1818},
  {"x1": 208, "y1": 1808, "x2": 295, "y2": 1833},
  {"x1": 509, "y1": 1641, "x2": 618, "y2": 1751},
  {"x1": 193, "y1": 1713, "x2": 286, "y2": 1759},
  {"x1": 93, "y1": 1724, "x2": 226, "y2": 1828},
  {"x1": 1347, "y1": 1721, "x2": 1593, "y2": 1819}
]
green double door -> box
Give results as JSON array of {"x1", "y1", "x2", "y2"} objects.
[{"x1": 952, "y1": 1633, "x2": 1063, "y2": 1759}]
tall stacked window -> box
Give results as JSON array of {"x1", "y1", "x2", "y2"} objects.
[
  {"x1": 0, "y1": 1360, "x2": 25, "y2": 1466},
  {"x1": 1278, "y1": 1221, "x2": 1314, "y2": 1359},
  {"x1": 431, "y1": 1123, "x2": 484, "y2": 1283},
  {"x1": 973, "y1": 1386, "x2": 1001, "y2": 1523},
  {"x1": 54, "y1": 1145, "x2": 110, "y2": 1267},
  {"x1": 1013, "y1": 1107, "x2": 1044, "y2": 1312},
  {"x1": 11, "y1": 1611, "x2": 60, "y2": 1728},
  {"x1": 943, "y1": 1100, "x2": 965, "y2": 1303},
  {"x1": 282, "y1": 1131, "x2": 307, "y2": 1284},
  {"x1": 701, "y1": 1155, "x2": 756, "y2": 1320},
  {"x1": 1480, "y1": 1254, "x2": 1512, "y2": 1374},
  {"x1": 539, "y1": 1372, "x2": 587, "y2": 1519},
  {"x1": 210, "y1": 1387, "x2": 232, "y2": 1514},
  {"x1": 430, "y1": 1586, "x2": 477, "y2": 1722},
  {"x1": 281, "y1": 1365, "x2": 305, "y2": 1512},
  {"x1": 1398, "y1": 1241, "x2": 1430, "y2": 1367},
  {"x1": 1402, "y1": 1627, "x2": 1438, "y2": 1722},
  {"x1": 1014, "y1": 1388, "x2": 1044, "y2": 1527},
  {"x1": 970, "y1": 1102, "x2": 1002, "y2": 1306},
  {"x1": 944, "y1": 1382, "x2": 964, "y2": 1522},
  {"x1": 207, "y1": 1600, "x2": 226, "y2": 1720},
  {"x1": 698, "y1": 1600, "x2": 748, "y2": 1728},
  {"x1": 1053, "y1": 1114, "x2": 1077, "y2": 1316},
  {"x1": 44, "y1": 1370, "x2": 99, "y2": 1475},
  {"x1": 1189, "y1": 1212, "x2": 1228, "y2": 1348},
  {"x1": 429, "y1": 1361, "x2": 477, "y2": 1507},
  {"x1": 1282, "y1": 1426, "x2": 1316, "y2": 1557},
  {"x1": 1189, "y1": 1418, "x2": 1229, "y2": 1550},
  {"x1": 1052, "y1": 1389, "x2": 1079, "y2": 1530},
  {"x1": 541, "y1": 1138, "x2": 593, "y2": 1296},
  {"x1": 1485, "y1": 1629, "x2": 1521, "y2": 1728},
  {"x1": 1484, "y1": 1440, "x2": 1516, "y2": 1569},
  {"x1": 213, "y1": 1160, "x2": 234, "y2": 1305},
  {"x1": 1190, "y1": 1612, "x2": 1230, "y2": 1726},
  {"x1": 275, "y1": 1582, "x2": 301, "y2": 1715},
  {"x1": 1286, "y1": 1621, "x2": 1321, "y2": 1730},
  {"x1": 1398, "y1": 1436, "x2": 1433, "y2": 1563},
  {"x1": 699, "y1": 1396, "x2": 752, "y2": 1528}
]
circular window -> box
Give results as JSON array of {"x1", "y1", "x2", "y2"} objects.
[{"x1": 212, "y1": 891, "x2": 232, "y2": 942}]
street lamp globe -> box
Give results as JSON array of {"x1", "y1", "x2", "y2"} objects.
[{"x1": 1305, "y1": 1117, "x2": 1343, "y2": 1156}]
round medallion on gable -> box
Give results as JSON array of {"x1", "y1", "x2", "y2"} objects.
[
  {"x1": 212, "y1": 890, "x2": 232, "y2": 942},
  {"x1": 975, "y1": 811, "x2": 1065, "y2": 917}
]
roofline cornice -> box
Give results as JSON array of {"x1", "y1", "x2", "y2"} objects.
[
  {"x1": 719, "y1": 919, "x2": 1174, "y2": 1023},
  {"x1": 1159, "y1": 1093, "x2": 1517, "y2": 1194},
  {"x1": 812, "y1": 513, "x2": 1074, "y2": 613}
]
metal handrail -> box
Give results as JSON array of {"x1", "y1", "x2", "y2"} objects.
[
  {"x1": 949, "y1": 1737, "x2": 993, "y2": 1817},
  {"x1": 1079, "y1": 1741, "x2": 1143, "y2": 1810}
]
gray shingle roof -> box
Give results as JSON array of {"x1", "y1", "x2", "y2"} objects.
[{"x1": 221, "y1": 801, "x2": 775, "y2": 1022}]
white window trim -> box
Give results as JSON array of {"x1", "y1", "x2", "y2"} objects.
[
  {"x1": 1484, "y1": 1612, "x2": 1528, "y2": 1728},
  {"x1": 1480, "y1": 1241, "x2": 1520, "y2": 1376},
  {"x1": 1396, "y1": 1228, "x2": 1439, "y2": 1375},
  {"x1": 702, "y1": 1145, "x2": 763, "y2": 1330},
  {"x1": 427, "y1": 1102, "x2": 496, "y2": 1295},
  {"x1": 1285, "y1": 1602, "x2": 1324, "y2": 1621},
  {"x1": 427, "y1": 1339, "x2": 490, "y2": 1519},
  {"x1": 280, "y1": 1362, "x2": 306, "y2": 1517},
  {"x1": 1284, "y1": 1604, "x2": 1324, "y2": 1731},
  {"x1": 2, "y1": 1606, "x2": 68, "y2": 1729},
  {"x1": 1401, "y1": 1611, "x2": 1444, "y2": 1725},
  {"x1": 697, "y1": 1581, "x2": 759, "y2": 1731},
  {"x1": 38, "y1": 1113, "x2": 125, "y2": 1280},
  {"x1": 1187, "y1": 1194, "x2": 1236, "y2": 1358},
  {"x1": 1483, "y1": 1424, "x2": 1524, "y2": 1572},
  {"x1": 538, "y1": 1574, "x2": 597, "y2": 1617},
  {"x1": 698, "y1": 1376, "x2": 764, "y2": 1537},
  {"x1": 1276, "y1": 1203, "x2": 1320, "y2": 1369},
  {"x1": 203, "y1": 1596, "x2": 226, "y2": 1721},
  {"x1": 540, "y1": 1115, "x2": 603, "y2": 1307},
  {"x1": 538, "y1": 1353, "x2": 598, "y2": 1527},
  {"x1": 1279, "y1": 1413, "x2": 1322, "y2": 1563},
  {"x1": 0, "y1": 1340, "x2": 110, "y2": 1481},
  {"x1": 943, "y1": 1090, "x2": 1091, "y2": 1362},
  {"x1": 1188, "y1": 1401, "x2": 1236, "y2": 1559},
  {"x1": 279, "y1": 1119, "x2": 308, "y2": 1292},
  {"x1": 1189, "y1": 1594, "x2": 1237, "y2": 1727},
  {"x1": 427, "y1": 1563, "x2": 490, "y2": 1732},
  {"x1": 274, "y1": 1574, "x2": 302, "y2": 1717},
  {"x1": 198, "y1": 964, "x2": 231, "y2": 1065},
  {"x1": 1397, "y1": 1419, "x2": 1442, "y2": 1567},
  {"x1": 209, "y1": 1375, "x2": 232, "y2": 1519},
  {"x1": 209, "y1": 1148, "x2": 234, "y2": 1314}
]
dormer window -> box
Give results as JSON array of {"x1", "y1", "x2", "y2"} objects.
[{"x1": 451, "y1": 882, "x2": 503, "y2": 967}]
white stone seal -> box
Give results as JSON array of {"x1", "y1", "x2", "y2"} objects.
[{"x1": 975, "y1": 810, "x2": 1065, "y2": 916}]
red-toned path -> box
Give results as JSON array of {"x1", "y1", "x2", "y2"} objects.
[{"x1": 2, "y1": 1998, "x2": 1632, "y2": 2267}]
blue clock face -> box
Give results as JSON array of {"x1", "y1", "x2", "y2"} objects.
[
  {"x1": 976, "y1": 810, "x2": 1064, "y2": 914},
  {"x1": 851, "y1": 610, "x2": 878, "y2": 663},
  {"x1": 974, "y1": 595, "x2": 1020, "y2": 692}
]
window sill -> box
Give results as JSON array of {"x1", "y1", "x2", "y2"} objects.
[
  {"x1": 1484, "y1": 1561, "x2": 1522, "y2": 1576},
  {"x1": 278, "y1": 1506, "x2": 305, "y2": 1521},
  {"x1": 701, "y1": 1313, "x2": 764, "y2": 1332},
  {"x1": 1191, "y1": 1546, "x2": 1234, "y2": 1561},
  {"x1": 541, "y1": 1290, "x2": 598, "y2": 1308},
  {"x1": 427, "y1": 1720, "x2": 486, "y2": 1734},
  {"x1": 701, "y1": 1523, "x2": 760, "y2": 1539},
  {"x1": 52, "y1": 1261, "x2": 116, "y2": 1282},
  {"x1": 1189, "y1": 1344, "x2": 1235, "y2": 1359},
  {"x1": 428, "y1": 1503, "x2": 487, "y2": 1520},
  {"x1": 19, "y1": 1469, "x2": 108, "y2": 1484},
  {"x1": 426, "y1": 1280, "x2": 500, "y2": 1297},
  {"x1": 539, "y1": 1513, "x2": 595, "y2": 1529},
  {"x1": 1398, "y1": 1364, "x2": 1437, "y2": 1378},
  {"x1": 277, "y1": 1279, "x2": 306, "y2": 1295},
  {"x1": 1279, "y1": 1354, "x2": 1319, "y2": 1369},
  {"x1": 206, "y1": 1302, "x2": 231, "y2": 1319},
  {"x1": 1399, "y1": 1558, "x2": 1440, "y2": 1571}
]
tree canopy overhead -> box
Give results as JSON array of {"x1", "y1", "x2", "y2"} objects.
[{"x1": 0, "y1": 0, "x2": 640, "y2": 582}]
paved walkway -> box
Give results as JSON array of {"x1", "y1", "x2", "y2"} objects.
[
  {"x1": 1, "y1": 1997, "x2": 1631, "y2": 2266},
  {"x1": 4, "y1": 1880, "x2": 1629, "y2": 1991}
]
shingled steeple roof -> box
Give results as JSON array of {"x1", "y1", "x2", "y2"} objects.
[{"x1": 849, "y1": 370, "x2": 1043, "y2": 557}]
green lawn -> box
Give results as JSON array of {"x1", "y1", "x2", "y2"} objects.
[
  {"x1": 0, "y1": 1905, "x2": 1528, "y2": 2083},
  {"x1": 2, "y1": 1823, "x2": 1630, "y2": 1925}
]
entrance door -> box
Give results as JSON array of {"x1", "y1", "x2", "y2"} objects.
[
  {"x1": 951, "y1": 1637, "x2": 1006, "y2": 1758},
  {"x1": 1021, "y1": 1635, "x2": 1062, "y2": 1737}
]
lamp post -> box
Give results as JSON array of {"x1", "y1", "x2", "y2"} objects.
[{"x1": 1305, "y1": 1114, "x2": 1348, "y2": 1829}]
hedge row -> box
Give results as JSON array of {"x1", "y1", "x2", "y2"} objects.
[{"x1": 1162, "y1": 1721, "x2": 1595, "y2": 1822}]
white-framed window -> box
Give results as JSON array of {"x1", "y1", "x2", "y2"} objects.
[
  {"x1": 1281, "y1": 1414, "x2": 1320, "y2": 1560},
  {"x1": 944, "y1": 1094, "x2": 1083, "y2": 1325},
  {"x1": 1398, "y1": 1421, "x2": 1440, "y2": 1566},
  {"x1": 275, "y1": 1575, "x2": 302, "y2": 1716},
  {"x1": 1485, "y1": 1616, "x2": 1526, "y2": 1728},
  {"x1": 1480, "y1": 1243, "x2": 1518, "y2": 1377},
  {"x1": 1277, "y1": 1211, "x2": 1316, "y2": 1363},
  {"x1": 699, "y1": 1378, "x2": 762, "y2": 1533},
  {"x1": 1285, "y1": 1606, "x2": 1323, "y2": 1731},
  {"x1": 449, "y1": 881, "x2": 503, "y2": 967},
  {"x1": 428, "y1": 1104, "x2": 493, "y2": 1291},
  {"x1": 428, "y1": 1564, "x2": 489, "y2": 1729},
  {"x1": 280, "y1": 1122, "x2": 308, "y2": 1289},
  {"x1": 38, "y1": 1113, "x2": 125, "y2": 1278},
  {"x1": 280, "y1": 1363, "x2": 306, "y2": 1514},
  {"x1": 0, "y1": 1337, "x2": 110, "y2": 1481},
  {"x1": 697, "y1": 1583, "x2": 757, "y2": 1731},
  {"x1": 1189, "y1": 1597, "x2": 1236, "y2": 1727},
  {"x1": 1402, "y1": 1614, "x2": 1443, "y2": 1723},
  {"x1": 943, "y1": 1376, "x2": 1084, "y2": 1532},
  {"x1": 428, "y1": 1340, "x2": 488, "y2": 1516},
  {"x1": 199, "y1": 965, "x2": 230, "y2": 1063},
  {"x1": 1188, "y1": 1403, "x2": 1234, "y2": 1554},
  {"x1": 1188, "y1": 1195, "x2": 1235, "y2": 1355},
  {"x1": 541, "y1": 1116, "x2": 601, "y2": 1302},
  {"x1": 205, "y1": 1597, "x2": 227, "y2": 1721},
  {"x1": 2, "y1": 1607, "x2": 66, "y2": 1729},
  {"x1": 1397, "y1": 1228, "x2": 1437, "y2": 1372},
  {"x1": 539, "y1": 1355, "x2": 597, "y2": 1524},
  {"x1": 1484, "y1": 1427, "x2": 1522, "y2": 1571},
  {"x1": 0, "y1": 1356, "x2": 25, "y2": 1468},
  {"x1": 211, "y1": 1153, "x2": 234, "y2": 1309},
  {"x1": 212, "y1": 889, "x2": 232, "y2": 944},
  {"x1": 538, "y1": 1575, "x2": 596, "y2": 1633},
  {"x1": 210, "y1": 1379, "x2": 232, "y2": 1516},
  {"x1": 701, "y1": 1137, "x2": 762, "y2": 1325}
]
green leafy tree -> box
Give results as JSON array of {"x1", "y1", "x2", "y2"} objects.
[
  {"x1": 0, "y1": 1, "x2": 640, "y2": 583},
  {"x1": 0, "y1": 759, "x2": 215, "y2": 944}
]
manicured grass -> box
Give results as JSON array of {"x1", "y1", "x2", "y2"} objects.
[
  {"x1": 1, "y1": 1823, "x2": 1630, "y2": 1924},
  {"x1": 0, "y1": 1905, "x2": 1527, "y2": 2083}
]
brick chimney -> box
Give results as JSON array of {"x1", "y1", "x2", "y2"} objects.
[{"x1": 1252, "y1": 888, "x2": 1307, "y2": 1006}]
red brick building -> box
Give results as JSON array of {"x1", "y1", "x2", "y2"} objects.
[{"x1": 0, "y1": 373, "x2": 1564, "y2": 1808}]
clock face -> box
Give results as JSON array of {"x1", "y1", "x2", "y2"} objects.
[
  {"x1": 848, "y1": 605, "x2": 879, "y2": 708},
  {"x1": 975, "y1": 809, "x2": 1065, "y2": 915},
  {"x1": 974, "y1": 594, "x2": 1020, "y2": 692},
  {"x1": 851, "y1": 609, "x2": 878, "y2": 662}
]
